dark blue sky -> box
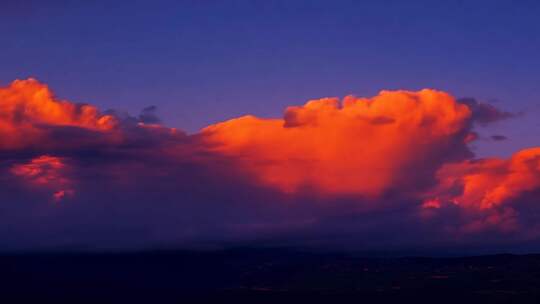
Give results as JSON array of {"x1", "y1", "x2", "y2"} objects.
[{"x1": 2, "y1": 0, "x2": 539, "y2": 157}]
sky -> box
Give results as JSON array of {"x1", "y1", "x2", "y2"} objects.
[
  {"x1": 2, "y1": 0, "x2": 540, "y2": 156},
  {"x1": 1, "y1": 1, "x2": 540, "y2": 253}
]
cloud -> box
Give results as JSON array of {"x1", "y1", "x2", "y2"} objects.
[
  {"x1": 0, "y1": 78, "x2": 117, "y2": 151},
  {"x1": 491, "y1": 134, "x2": 508, "y2": 141},
  {"x1": 10, "y1": 155, "x2": 74, "y2": 202},
  {"x1": 138, "y1": 105, "x2": 161, "y2": 124},
  {"x1": 202, "y1": 90, "x2": 474, "y2": 198},
  {"x1": 458, "y1": 97, "x2": 514, "y2": 125},
  {"x1": 421, "y1": 148, "x2": 540, "y2": 236},
  {"x1": 1, "y1": 79, "x2": 540, "y2": 253},
  {"x1": 428, "y1": 148, "x2": 540, "y2": 210}
]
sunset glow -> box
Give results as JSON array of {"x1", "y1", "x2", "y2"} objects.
[
  {"x1": 203, "y1": 90, "x2": 473, "y2": 197},
  {"x1": 0, "y1": 78, "x2": 537, "y2": 241},
  {"x1": 10, "y1": 155, "x2": 74, "y2": 202},
  {"x1": 0, "y1": 79, "x2": 116, "y2": 150}
]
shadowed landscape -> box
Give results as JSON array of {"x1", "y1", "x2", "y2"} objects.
[{"x1": 3, "y1": 249, "x2": 540, "y2": 303}]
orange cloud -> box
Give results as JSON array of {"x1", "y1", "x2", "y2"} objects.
[
  {"x1": 203, "y1": 89, "x2": 473, "y2": 198},
  {"x1": 11, "y1": 155, "x2": 74, "y2": 202},
  {"x1": 0, "y1": 78, "x2": 116, "y2": 150},
  {"x1": 429, "y1": 147, "x2": 540, "y2": 210},
  {"x1": 3, "y1": 78, "x2": 539, "y2": 245},
  {"x1": 418, "y1": 148, "x2": 540, "y2": 234}
]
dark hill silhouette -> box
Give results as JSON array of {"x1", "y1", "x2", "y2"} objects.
[{"x1": 2, "y1": 249, "x2": 540, "y2": 303}]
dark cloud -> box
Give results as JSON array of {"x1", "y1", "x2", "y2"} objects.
[
  {"x1": 138, "y1": 105, "x2": 161, "y2": 124},
  {"x1": 491, "y1": 134, "x2": 508, "y2": 141},
  {"x1": 458, "y1": 97, "x2": 514, "y2": 125}
]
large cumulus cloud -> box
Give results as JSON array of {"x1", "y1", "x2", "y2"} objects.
[
  {"x1": 202, "y1": 90, "x2": 474, "y2": 199},
  {"x1": 0, "y1": 78, "x2": 537, "y2": 253}
]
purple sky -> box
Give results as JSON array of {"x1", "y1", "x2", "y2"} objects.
[{"x1": 1, "y1": 0, "x2": 539, "y2": 158}]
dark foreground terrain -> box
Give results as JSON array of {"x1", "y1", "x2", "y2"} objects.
[{"x1": 2, "y1": 249, "x2": 540, "y2": 303}]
